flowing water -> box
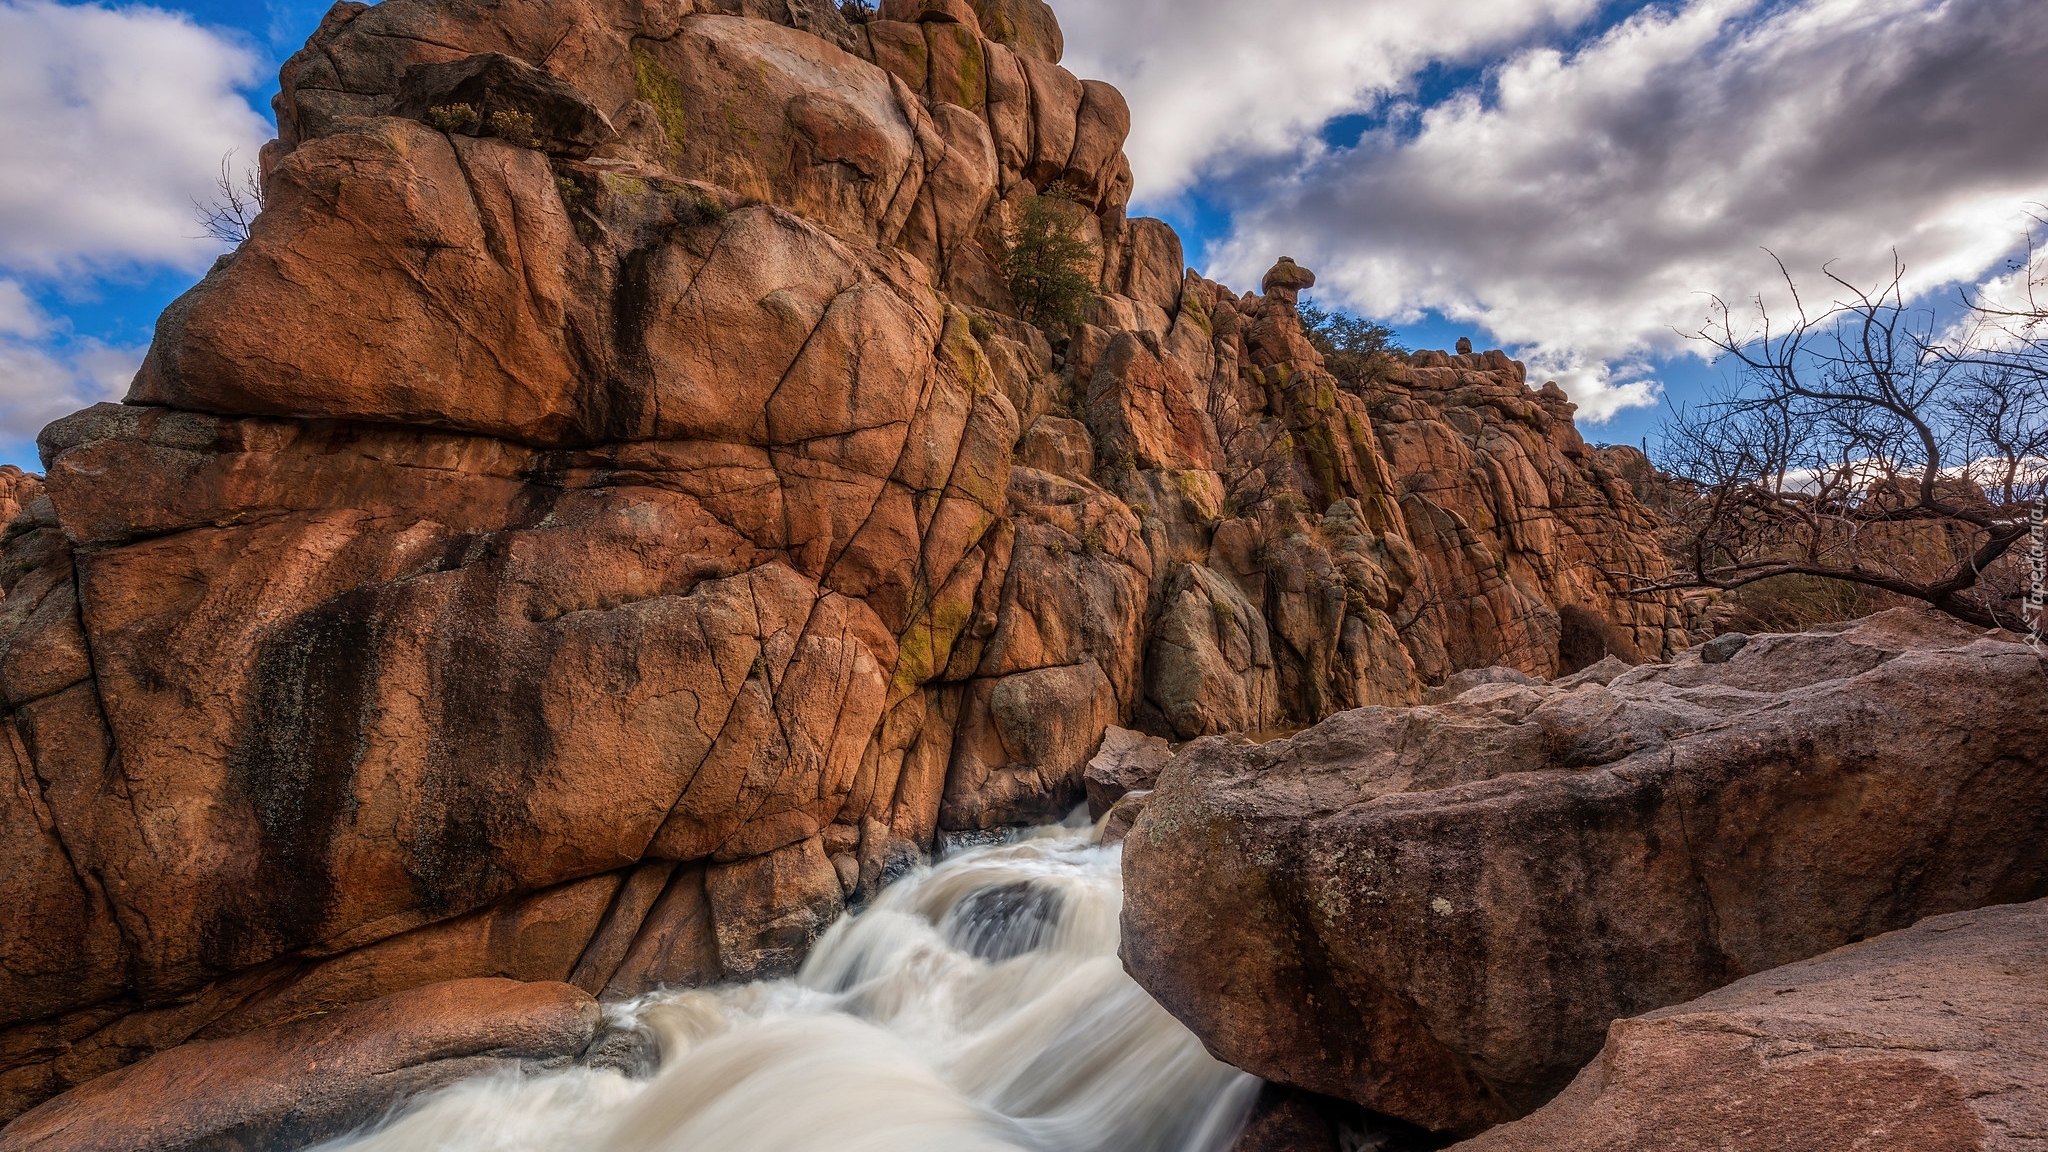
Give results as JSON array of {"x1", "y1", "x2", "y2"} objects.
[{"x1": 309, "y1": 817, "x2": 1259, "y2": 1152}]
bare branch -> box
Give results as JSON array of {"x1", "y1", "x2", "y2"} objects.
[
  {"x1": 193, "y1": 149, "x2": 264, "y2": 246},
  {"x1": 1652, "y1": 255, "x2": 2044, "y2": 631}
]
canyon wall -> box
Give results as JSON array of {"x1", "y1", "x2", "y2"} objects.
[{"x1": 0, "y1": 0, "x2": 1680, "y2": 1118}]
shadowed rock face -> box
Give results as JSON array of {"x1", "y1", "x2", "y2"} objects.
[
  {"x1": 1455, "y1": 899, "x2": 2048, "y2": 1152},
  {"x1": 0, "y1": 979, "x2": 600, "y2": 1152},
  {"x1": 0, "y1": 0, "x2": 1683, "y2": 1123},
  {"x1": 1123, "y1": 608, "x2": 2048, "y2": 1136}
]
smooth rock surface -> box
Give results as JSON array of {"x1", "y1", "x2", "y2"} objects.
[
  {"x1": 1456, "y1": 899, "x2": 2048, "y2": 1151},
  {"x1": 1083, "y1": 726, "x2": 1171, "y2": 818},
  {"x1": 1123, "y1": 608, "x2": 2048, "y2": 1135},
  {"x1": 0, "y1": 979, "x2": 598, "y2": 1152}
]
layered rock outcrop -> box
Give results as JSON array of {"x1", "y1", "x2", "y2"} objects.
[
  {"x1": 1458, "y1": 899, "x2": 2048, "y2": 1151},
  {"x1": 1123, "y1": 608, "x2": 2048, "y2": 1135},
  {"x1": 0, "y1": 0, "x2": 1683, "y2": 1122}
]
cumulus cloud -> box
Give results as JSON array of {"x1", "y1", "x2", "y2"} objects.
[
  {"x1": 1061, "y1": 0, "x2": 1608, "y2": 197},
  {"x1": 0, "y1": 280, "x2": 137, "y2": 443},
  {"x1": 1199, "y1": 0, "x2": 2048, "y2": 422},
  {"x1": 0, "y1": 1, "x2": 269, "y2": 444},
  {"x1": 0, "y1": 0, "x2": 271, "y2": 276}
]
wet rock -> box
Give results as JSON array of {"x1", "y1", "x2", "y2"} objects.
[
  {"x1": 1123, "y1": 609, "x2": 2048, "y2": 1135},
  {"x1": 1456, "y1": 900, "x2": 2048, "y2": 1151},
  {"x1": 601, "y1": 866, "x2": 721, "y2": 999},
  {"x1": 0, "y1": 979, "x2": 598, "y2": 1152},
  {"x1": 1098, "y1": 790, "x2": 1149, "y2": 848},
  {"x1": 943, "y1": 661, "x2": 1118, "y2": 829},
  {"x1": 706, "y1": 838, "x2": 847, "y2": 983}
]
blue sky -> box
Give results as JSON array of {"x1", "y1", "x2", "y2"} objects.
[{"x1": 2, "y1": 0, "x2": 2044, "y2": 469}]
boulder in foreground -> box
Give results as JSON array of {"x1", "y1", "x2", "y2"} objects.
[
  {"x1": 1122, "y1": 608, "x2": 2048, "y2": 1134},
  {"x1": 1457, "y1": 898, "x2": 2048, "y2": 1151},
  {"x1": 0, "y1": 978, "x2": 598, "y2": 1152}
]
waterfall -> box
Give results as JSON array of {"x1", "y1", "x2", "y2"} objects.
[{"x1": 308, "y1": 818, "x2": 1259, "y2": 1152}]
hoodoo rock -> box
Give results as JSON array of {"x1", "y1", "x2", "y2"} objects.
[
  {"x1": 1122, "y1": 608, "x2": 2048, "y2": 1135},
  {"x1": 1456, "y1": 899, "x2": 2048, "y2": 1151},
  {"x1": 0, "y1": 0, "x2": 1689, "y2": 1124}
]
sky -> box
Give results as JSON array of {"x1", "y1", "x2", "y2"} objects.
[{"x1": 1, "y1": 0, "x2": 2045, "y2": 469}]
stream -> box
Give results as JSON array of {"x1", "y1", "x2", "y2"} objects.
[{"x1": 307, "y1": 817, "x2": 1259, "y2": 1152}]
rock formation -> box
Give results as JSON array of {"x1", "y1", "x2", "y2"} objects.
[
  {"x1": 0, "y1": 0, "x2": 1682, "y2": 1121},
  {"x1": 1122, "y1": 607, "x2": 2048, "y2": 1135},
  {"x1": 1, "y1": 979, "x2": 599, "y2": 1151},
  {"x1": 1457, "y1": 899, "x2": 2048, "y2": 1151}
]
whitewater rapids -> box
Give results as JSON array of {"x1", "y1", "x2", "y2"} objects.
[{"x1": 308, "y1": 817, "x2": 1259, "y2": 1152}]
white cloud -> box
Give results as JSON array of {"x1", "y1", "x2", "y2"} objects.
[
  {"x1": 1061, "y1": 0, "x2": 1608, "y2": 198},
  {"x1": 0, "y1": 284, "x2": 139, "y2": 443},
  {"x1": 0, "y1": 0, "x2": 271, "y2": 277},
  {"x1": 1522, "y1": 351, "x2": 1662, "y2": 424},
  {"x1": 0, "y1": 1, "x2": 269, "y2": 446},
  {"x1": 1194, "y1": 0, "x2": 2048, "y2": 423},
  {"x1": 0, "y1": 279, "x2": 47, "y2": 339}
]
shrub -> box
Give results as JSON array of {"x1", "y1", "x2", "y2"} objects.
[
  {"x1": 1299, "y1": 300, "x2": 1405, "y2": 390},
  {"x1": 676, "y1": 186, "x2": 728, "y2": 228},
  {"x1": 426, "y1": 103, "x2": 481, "y2": 133},
  {"x1": 1002, "y1": 183, "x2": 1098, "y2": 333},
  {"x1": 487, "y1": 109, "x2": 538, "y2": 147}
]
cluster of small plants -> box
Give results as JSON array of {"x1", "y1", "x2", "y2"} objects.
[
  {"x1": 488, "y1": 109, "x2": 538, "y2": 147},
  {"x1": 423, "y1": 104, "x2": 539, "y2": 148},
  {"x1": 425, "y1": 103, "x2": 481, "y2": 133}
]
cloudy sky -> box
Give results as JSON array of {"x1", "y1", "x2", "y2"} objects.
[{"x1": 1, "y1": 0, "x2": 2045, "y2": 466}]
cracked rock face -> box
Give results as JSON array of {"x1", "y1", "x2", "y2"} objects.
[
  {"x1": 1121, "y1": 608, "x2": 2048, "y2": 1136},
  {"x1": 0, "y1": 0, "x2": 1689, "y2": 1125}
]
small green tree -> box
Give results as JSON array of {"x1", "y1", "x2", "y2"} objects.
[
  {"x1": 1298, "y1": 300, "x2": 1405, "y2": 390},
  {"x1": 1003, "y1": 183, "x2": 1098, "y2": 333}
]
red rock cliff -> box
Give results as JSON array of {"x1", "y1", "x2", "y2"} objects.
[{"x1": 0, "y1": 0, "x2": 1680, "y2": 1118}]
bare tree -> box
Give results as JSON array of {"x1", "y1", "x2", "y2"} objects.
[
  {"x1": 1618, "y1": 250, "x2": 2046, "y2": 630},
  {"x1": 194, "y1": 150, "x2": 264, "y2": 245}
]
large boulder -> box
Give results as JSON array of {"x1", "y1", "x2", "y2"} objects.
[
  {"x1": 0, "y1": 978, "x2": 598, "y2": 1152},
  {"x1": 1123, "y1": 608, "x2": 2048, "y2": 1135},
  {"x1": 1457, "y1": 899, "x2": 2048, "y2": 1151},
  {"x1": 966, "y1": 0, "x2": 1062, "y2": 64},
  {"x1": 135, "y1": 127, "x2": 943, "y2": 445}
]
